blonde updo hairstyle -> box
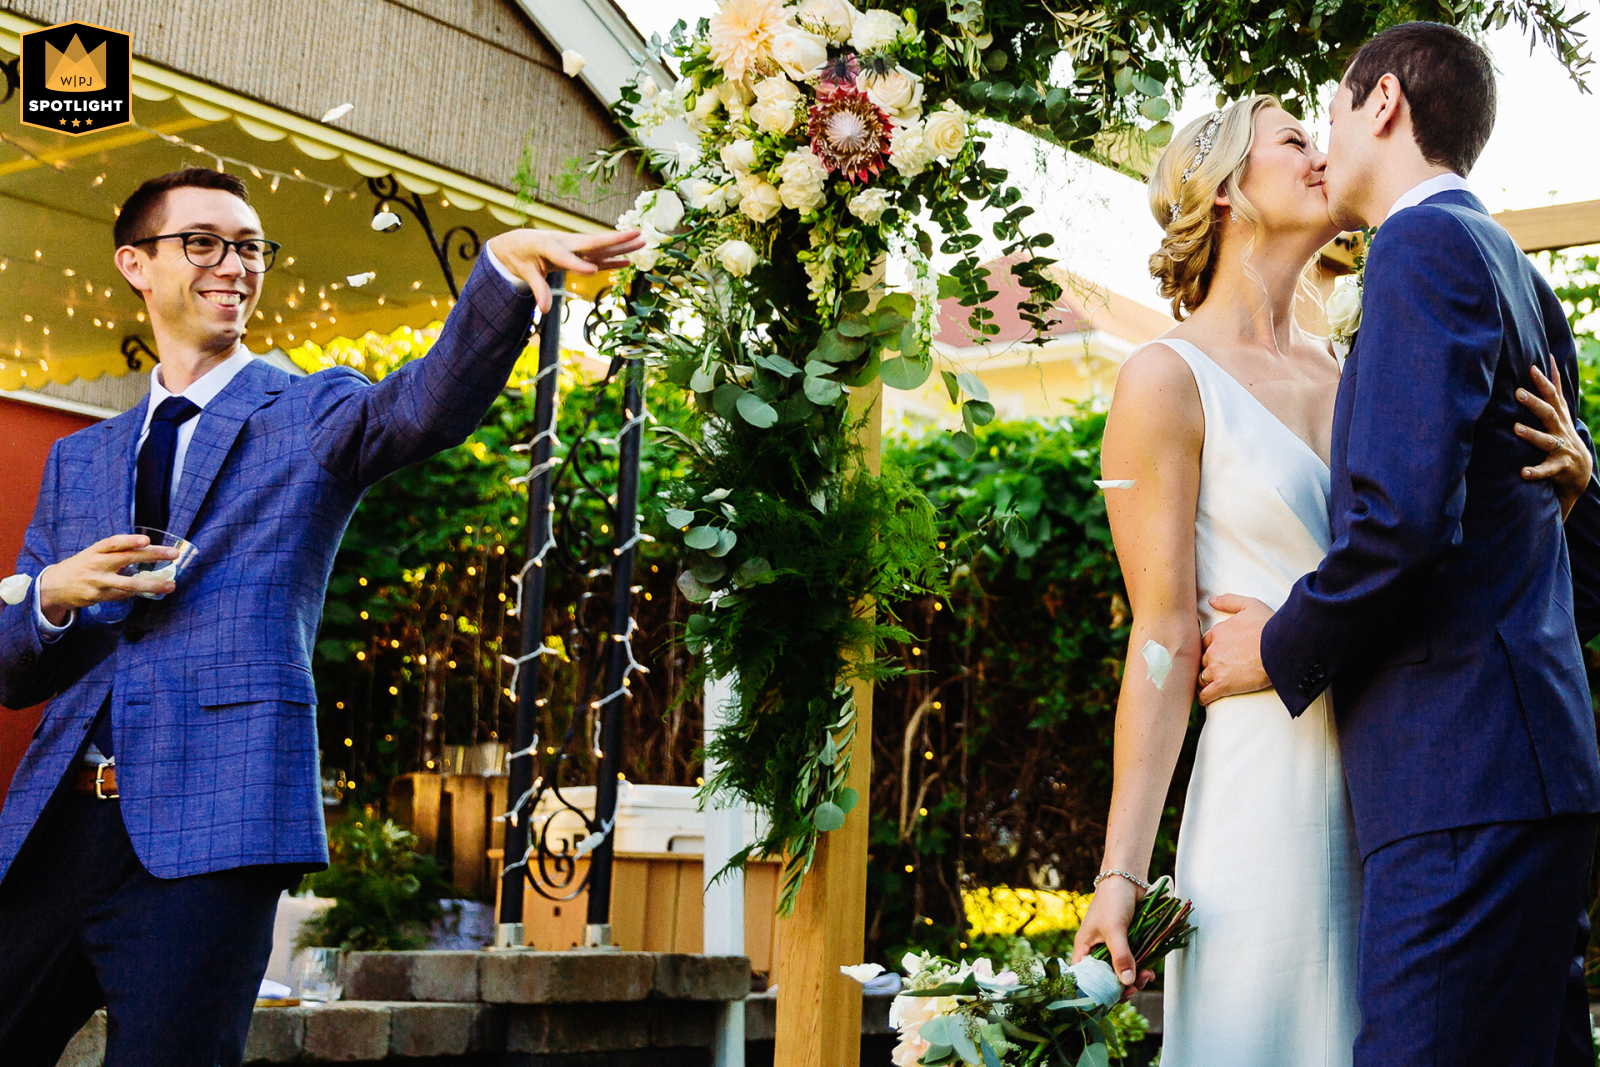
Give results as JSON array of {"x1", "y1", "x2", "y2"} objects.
[{"x1": 1148, "y1": 94, "x2": 1281, "y2": 319}]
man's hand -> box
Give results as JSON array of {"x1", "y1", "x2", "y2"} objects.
[
  {"x1": 37, "y1": 535, "x2": 180, "y2": 624},
  {"x1": 1516, "y1": 363, "x2": 1592, "y2": 520},
  {"x1": 1072, "y1": 877, "x2": 1155, "y2": 1000},
  {"x1": 1198, "y1": 594, "x2": 1274, "y2": 705},
  {"x1": 485, "y1": 229, "x2": 646, "y2": 313}
]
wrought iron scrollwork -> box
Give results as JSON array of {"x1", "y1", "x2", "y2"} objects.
[
  {"x1": 120, "y1": 335, "x2": 157, "y2": 370},
  {"x1": 0, "y1": 57, "x2": 18, "y2": 106},
  {"x1": 365, "y1": 175, "x2": 479, "y2": 301}
]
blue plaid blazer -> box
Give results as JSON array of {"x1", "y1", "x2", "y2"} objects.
[{"x1": 0, "y1": 256, "x2": 534, "y2": 880}]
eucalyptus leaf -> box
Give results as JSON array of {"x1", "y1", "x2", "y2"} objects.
[
  {"x1": 965, "y1": 399, "x2": 997, "y2": 426},
  {"x1": 683, "y1": 526, "x2": 721, "y2": 550},
  {"x1": 840, "y1": 290, "x2": 870, "y2": 315},
  {"x1": 812, "y1": 800, "x2": 845, "y2": 832},
  {"x1": 918, "y1": 1016, "x2": 955, "y2": 1045},
  {"x1": 712, "y1": 382, "x2": 744, "y2": 420},
  {"x1": 690, "y1": 561, "x2": 726, "y2": 583},
  {"x1": 703, "y1": 488, "x2": 732, "y2": 502},
  {"x1": 685, "y1": 613, "x2": 712, "y2": 635},
  {"x1": 952, "y1": 430, "x2": 977, "y2": 460},
  {"x1": 880, "y1": 356, "x2": 932, "y2": 390},
  {"x1": 937, "y1": 274, "x2": 962, "y2": 300},
  {"x1": 836, "y1": 315, "x2": 873, "y2": 337},
  {"x1": 1132, "y1": 72, "x2": 1165, "y2": 97},
  {"x1": 1076, "y1": 1042, "x2": 1109, "y2": 1067},
  {"x1": 941, "y1": 369, "x2": 961, "y2": 404},
  {"x1": 956, "y1": 371, "x2": 990, "y2": 402},
  {"x1": 736, "y1": 391, "x2": 780, "y2": 428},
  {"x1": 877, "y1": 292, "x2": 916, "y2": 318},
  {"x1": 1113, "y1": 67, "x2": 1134, "y2": 96},
  {"x1": 819, "y1": 732, "x2": 838, "y2": 766},
  {"x1": 805, "y1": 375, "x2": 844, "y2": 404},
  {"x1": 733, "y1": 556, "x2": 772, "y2": 584},
  {"x1": 814, "y1": 329, "x2": 867, "y2": 364},
  {"x1": 870, "y1": 309, "x2": 909, "y2": 335},
  {"x1": 708, "y1": 528, "x2": 738, "y2": 557},
  {"x1": 676, "y1": 571, "x2": 711, "y2": 603},
  {"x1": 1139, "y1": 96, "x2": 1171, "y2": 121},
  {"x1": 754, "y1": 353, "x2": 801, "y2": 377},
  {"x1": 951, "y1": 1028, "x2": 982, "y2": 1066},
  {"x1": 690, "y1": 367, "x2": 717, "y2": 393},
  {"x1": 835, "y1": 786, "x2": 859, "y2": 813},
  {"x1": 664, "y1": 508, "x2": 695, "y2": 529},
  {"x1": 804, "y1": 360, "x2": 836, "y2": 377}
]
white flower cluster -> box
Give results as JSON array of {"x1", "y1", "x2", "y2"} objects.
[
  {"x1": 615, "y1": 188, "x2": 684, "y2": 271},
  {"x1": 889, "y1": 102, "x2": 970, "y2": 177},
  {"x1": 895, "y1": 232, "x2": 942, "y2": 350},
  {"x1": 628, "y1": 76, "x2": 686, "y2": 132},
  {"x1": 849, "y1": 7, "x2": 911, "y2": 53}
]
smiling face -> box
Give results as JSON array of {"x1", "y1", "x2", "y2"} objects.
[
  {"x1": 1321, "y1": 80, "x2": 1377, "y2": 231},
  {"x1": 1233, "y1": 107, "x2": 1338, "y2": 244},
  {"x1": 116, "y1": 186, "x2": 265, "y2": 358}
]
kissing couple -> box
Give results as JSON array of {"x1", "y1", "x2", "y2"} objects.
[{"x1": 1074, "y1": 21, "x2": 1600, "y2": 1067}]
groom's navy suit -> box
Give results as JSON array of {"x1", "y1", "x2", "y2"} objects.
[{"x1": 1262, "y1": 188, "x2": 1600, "y2": 1067}]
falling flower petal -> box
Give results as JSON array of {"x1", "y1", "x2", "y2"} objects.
[
  {"x1": 1094, "y1": 479, "x2": 1136, "y2": 490},
  {"x1": 371, "y1": 211, "x2": 402, "y2": 233},
  {"x1": 320, "y1": 102, "x2": 355, "y2": 123},
  {"x1": 840, "y1": 963, "x2": 885, "y2": 984},
  {"x1": 0, "y1": 573, "x2": 30, "y2": 605},
  {"x1": 1142, "y1": 639, "x2": 1173, "y2": 691},
  {"x1": 346, "y1": 271, "x2": 376, "y2": 287},
  {"x1": 561, "y1": 50, "x2": 586, "y2": 77}
]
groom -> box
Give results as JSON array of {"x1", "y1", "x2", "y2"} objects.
[{"x1": 1201, "y1": 22, "x2": 1600, "y2": 1067}]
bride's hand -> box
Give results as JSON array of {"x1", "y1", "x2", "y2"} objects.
[
  {"x1": 1516, "y1": 363, "x2": 1592, "y2": 519},
  {"x1": 1072, "y1": 878, "x2": 1156, "y2": 1000}
]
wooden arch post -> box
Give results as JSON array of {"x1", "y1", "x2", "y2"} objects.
[{"x1": 773, "y1": 378, "x2": 883, "y2": 1067}]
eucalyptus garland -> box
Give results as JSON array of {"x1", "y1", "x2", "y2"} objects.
[{"x1": 585, "y1": 0, "x2": 1588, "y2": 915}]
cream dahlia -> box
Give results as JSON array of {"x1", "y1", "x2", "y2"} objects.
[
  {"x1": 708, "y1": 0, "x2": 792, "y2": 82},
  {"x1": 808, "y1": 86, "x2": 893, "y2": 182}
]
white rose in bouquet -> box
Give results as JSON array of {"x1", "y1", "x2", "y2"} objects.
[
  {"x1": 720, "y1": 138, "x2": 760, "y2": 175},
  {"x1": 775, "y1": 147, "x2": 828, "y2": 213},
  {"x1": 795, "y1": 0, "x2": 856, "y2": 43},
  {"x1": 887, "y1": 991, "x2": 943, "y2": 1067},
  {"x1": 849, "y1": 8, "x2": 908, "y2": 53},
  {"x1": 1064, "y1": 956, "x2": 1124, "y2": 1009},
  {"x1": 771, "y1": 26, "x2": 830, "y2": 80},
  {"x1": 642, "y1": 189, "x2": 685, "y2": 233},
  {"x1": 888, "y1": 121, "x2": 933, "y2": 177},
  {"x1": 847, "y1": 186, "x2": 892, "y2": 223},
  {"x1": 715, "y1": 239, "x2": 759, "y2": 277},
  {"x1": 858, "y1": 66, "x2": 923, "y2": 121},
  {"x1": 923, "y1": 103, "x2": 968, "y2": 159},
  {"x1": 1327, "y1": 275, "x2": 1363, "y2": 344},
  {"x1": 750, "y1": 75, "x2": 802, "y2": 135},
  {"x1": 737, "y1": 174, "x2": 784, "y2": 222},
  {"x1": 683, "y1": 177, "x2": 732, "y2": 215},
  {"x1": 687, "y1": 87, "x2": 723, "y2": 132},
  {"x1": 717, "y1": 78, "x2": 755, "y2": 121}
]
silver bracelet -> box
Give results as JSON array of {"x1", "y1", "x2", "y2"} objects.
[{"x1": 1093, "y1": 869, "x2": 1151, "y2": 892}]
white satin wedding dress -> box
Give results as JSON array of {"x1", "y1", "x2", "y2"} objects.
[{"x1": 1157, "y1": 339, "x2": 1362, "y2": 1066}]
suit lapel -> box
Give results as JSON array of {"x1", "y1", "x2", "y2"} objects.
[
  {"x1": 95, "y1": 399, "x2": 148, "y2": 539},
  {"x1": 166, "y1": 360, "x2": 284, "y2": 541}
]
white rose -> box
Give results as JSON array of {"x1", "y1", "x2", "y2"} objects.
[
  {"x1": 771, "y1": 27, "x2": 830, "y2": 80},
  {"x1": 847, "y1": 186, "x2": 892, "y2": 223},
  {"x1": 1064, "y1": 956, "x2": 1123, "y2": 1009},
  {"x1": 849, "y1": 8, "x2": 907, "y2": 53},
  {"x1": 922, "y1": 104, "x2": 967, "y2": 158},
  {"x1": 718, "y1": 79, "x2": 755, "y2": 107},
  {"x1": 775, "y1": 147, "x2": 828, "y2": 214},
  {"x1": 1326, "y1": 276, "x2": 1363, "y2": 342},
  {"x1": 888, "y1": 121, "x2": 933, "y2": 177},
  {"x1": 795, "y1": 0, "x2": 856, "y2": 43},
  {"x1": 857, "y1": 66, "x2": 923, "y2": 121},
  {"x1": 737, "y1": 175, "x2": 783, "y2": 222},
  {"x1": 716, "y1": 239, "x2": 758, "y2": 277},
  {"x1": 683, "y1": 178, "x2": 730, "y2": 214},
  {"x1": 750, "y1": 75, "x2": 802, "y2": 135},
  {"x1": 639, "y1": 189, "x2": 684, "y2": 233},
  {"x1": 687, "y1": 87, "x2": 723, "y2": 132},
  {"x1": 720, "y1": 138, "x2": 759, "y2": 174}
]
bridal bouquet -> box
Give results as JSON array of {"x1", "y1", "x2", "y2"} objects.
[{"x1": 849, "y1": 877, "x2": 1195, "y2": 1066}]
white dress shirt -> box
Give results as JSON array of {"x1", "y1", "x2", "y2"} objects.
[
  {"x1": 33, "y1": 243, "x2": 529, "y2": 638},
  {"x1": 1386, "y1": 172, "x2": 1472, "y2": 221}
]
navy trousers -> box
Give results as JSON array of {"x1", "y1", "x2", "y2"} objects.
[
  {"x1": 0, "y1": 786, "x2": 287, "y2": 1067},
  {"x1": 1355, "y1": 814, "x2": 1596, "y2": 1067}
]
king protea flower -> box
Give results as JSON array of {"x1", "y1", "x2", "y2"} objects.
[{"x1": 808, "y1": 85, "x2": 892, "y2": 182}]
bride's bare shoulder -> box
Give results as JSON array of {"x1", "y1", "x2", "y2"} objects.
[{"x1": 1112, "y1": 336, "x2": 1202, "y2": 412}]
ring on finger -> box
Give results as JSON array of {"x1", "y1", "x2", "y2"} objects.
[{"x1": 1550, "y1": 436, "x2": 1568, "y2": 453}]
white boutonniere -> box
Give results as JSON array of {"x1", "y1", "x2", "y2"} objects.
[{"x1": 1327, "y1": 228, "x2": 1373, "y2": 365}]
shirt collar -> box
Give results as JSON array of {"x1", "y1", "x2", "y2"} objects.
[
  {"x1": 144, "y1": 347, "x2": 256, "y2": 427},
  {"x1": 1386, "y1": 172, "x2": 1472, "y2": 221}
]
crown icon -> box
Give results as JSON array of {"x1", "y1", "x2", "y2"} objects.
[{"x1": 44, "y1": 34, "x2": 107, "y2": 93}]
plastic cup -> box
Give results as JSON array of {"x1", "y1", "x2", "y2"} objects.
[{"x1": 124, "y1": 527, "x2": 198, "y2": 600}]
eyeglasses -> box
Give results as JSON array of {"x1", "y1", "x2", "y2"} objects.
[{"x1": 129, "y1": 231, "x2": 281, "y2": 273}]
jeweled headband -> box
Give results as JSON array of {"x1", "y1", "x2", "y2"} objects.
[{"x1": 1169, "y1": 110, "x2": 1226, "y2": 225}]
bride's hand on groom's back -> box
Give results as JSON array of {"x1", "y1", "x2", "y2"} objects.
[
  {"x1": 1073, "y1": 881, "x2": 1156, "y2": 999},
  {"x1": 1199, "y1": 595, "x2": 1275, "y2": 705},
  {"x1": 1515, "y1": 362, "x2": 1592, "y2": 520}
]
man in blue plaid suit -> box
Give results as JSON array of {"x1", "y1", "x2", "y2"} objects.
[{"x1": 0, "y1": 168, "x2": 640, "y2": 1066}]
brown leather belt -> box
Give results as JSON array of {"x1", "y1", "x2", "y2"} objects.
[{"x1": 70, "y1": 763, "x2": 118, "y2": 799}]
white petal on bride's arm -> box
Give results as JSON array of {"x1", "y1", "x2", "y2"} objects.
[
  {"x1": 1142, "y1": 639, "x2": 1174, "y2": 691},
  {"x1": 1095, "y1": 479, "x2": 1136, "y2": 489}
]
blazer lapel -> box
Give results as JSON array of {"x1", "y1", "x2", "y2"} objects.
[
  {"x1": 95, "y1": 399, "x2": 148, "y2": 539},
  {"x1": 166, "y1": 360, "x2": 283, "y2": 541}
]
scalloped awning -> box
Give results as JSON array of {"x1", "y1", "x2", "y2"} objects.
[{"x1": 0, "y1": 11, "x2": 608, "y2": 396}]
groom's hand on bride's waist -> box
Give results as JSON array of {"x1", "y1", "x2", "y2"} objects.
[{"x1": 1199, "y1": 594, "x2": 1274, "y2": 705}]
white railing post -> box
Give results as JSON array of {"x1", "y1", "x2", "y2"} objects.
[{"x1": 703, "y1": 672, "x2": 745, "y2": 1067}]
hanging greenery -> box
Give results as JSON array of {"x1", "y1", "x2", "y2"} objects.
[{"x1": 589, "y1": 0, "x2": 1590, "y2": 914}]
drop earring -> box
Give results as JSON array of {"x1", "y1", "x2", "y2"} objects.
[{"x1": 1229, "y1": 210, "x2": 1239, "y2": 222}]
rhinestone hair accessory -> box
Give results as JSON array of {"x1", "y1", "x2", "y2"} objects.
[{"x1": 1169, "y1": 110, "x2": 1226, "y2": 225}]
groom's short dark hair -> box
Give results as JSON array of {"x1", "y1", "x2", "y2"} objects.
[{"x1": 1343, "y1": 22, "x2": 1496, "y2": 176}]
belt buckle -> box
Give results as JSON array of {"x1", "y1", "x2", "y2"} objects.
[{"x1": 94, "y1": 758, "x2": 117, "y2": 801}]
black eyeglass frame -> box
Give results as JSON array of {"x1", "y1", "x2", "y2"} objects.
[{"x1": 127, "y1": 231, "x2": 282, "y2": 273}]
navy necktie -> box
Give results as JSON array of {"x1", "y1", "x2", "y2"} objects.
[{"x1": 134, "y1": 396, "x2": 201, "y2": 533}]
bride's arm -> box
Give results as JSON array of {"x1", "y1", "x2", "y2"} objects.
[{"x1": 1072, "y1": 343, "x2": 1204, "y2": 992}]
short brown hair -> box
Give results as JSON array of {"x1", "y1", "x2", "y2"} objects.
[
  {"x1": 1343, "y1": 22, "x2": 1496, "y2": 177},
  {"x1": 113, "y1": 168, "x2": 252, "y2": 250}
]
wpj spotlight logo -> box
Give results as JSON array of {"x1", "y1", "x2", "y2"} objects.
[{"x1": 19, "y1": 21, "x2": 131, "y2": 136}]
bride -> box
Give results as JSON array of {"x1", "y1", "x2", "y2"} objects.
[{"x1": 1069, "y1": 95, "x2": 1589, "y2": 1065}]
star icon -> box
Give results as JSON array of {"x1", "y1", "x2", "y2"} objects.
[
  {"x1": 59, "y1": 118, "x2": 66, "y2": 127},
  {"x1": 70, "y1": 118, "x2": 80, "y2": 128}
]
